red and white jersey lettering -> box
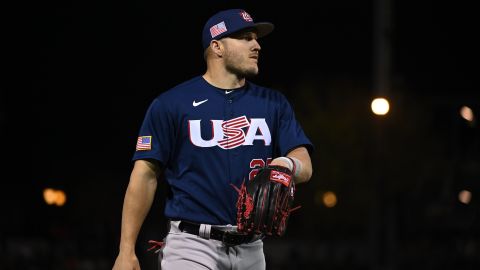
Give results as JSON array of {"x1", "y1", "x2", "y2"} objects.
[
  {"x1": 189, "y1": 116, "x2": 271, "y2": 149},
  {"x1": 249, "y1": 158, "x2": 272, "y2": 181}
]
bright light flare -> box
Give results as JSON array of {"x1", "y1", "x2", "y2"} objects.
[
  {"x1": 460, "y1": 106, "x2": 474, "y2": 122},
  {"x1": 43, "y1": 188, "x2": 67, "y2": 206},
  {"x1": 458, "y1": 190, "x2": 472, "y2": 205},
  {"x1": 371, "y1": 98, "x2": 390, "y2": 115},
  {"x1": 322, "y1": 191, "x2": 337, "y2": 208},
  {"x1": 43, "y1": 188, "x2": 57, "y2": 205}
]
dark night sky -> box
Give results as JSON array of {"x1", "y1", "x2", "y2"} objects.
[
  {"x1": 3, "y1": 0, "x2": 475, "y2": 224},
  {"x1": 21, "y1": 2, "x2": 474, "y2": 150},
  {"x1": 1, "y1": 0, "x2": 478, "y2": 268},
  {"x1": 4, "y1": 0, "x2": 476, "y2": 223}
]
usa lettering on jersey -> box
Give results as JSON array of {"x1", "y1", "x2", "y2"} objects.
[{"x1": 189, "y1": 115, "x2": 271, "y2": 149}]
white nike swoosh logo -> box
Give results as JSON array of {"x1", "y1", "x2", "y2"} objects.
[
  {"x1": 193, "y1": 99, "x2": 208, "y2": 107},
  {"x1": 225, "y1": 90, "x2": 234, "y2": 94}
]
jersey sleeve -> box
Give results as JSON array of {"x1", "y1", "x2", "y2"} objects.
[
  {"x1": 277, "y1": 96, "x2": 314, "y2": 156},
  {"x1": 132, "y1": 97, "x2": 175, "y2": 166}
]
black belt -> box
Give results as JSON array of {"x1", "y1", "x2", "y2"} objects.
[{"x1": 178, "y1": 221, "x2": 258, "y2": 246}]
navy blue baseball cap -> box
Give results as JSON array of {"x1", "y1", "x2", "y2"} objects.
[{"x1": 202, "y1": 9, "x2": 274, "y2": 50}]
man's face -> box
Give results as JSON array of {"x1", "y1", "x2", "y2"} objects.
[{"x1": 220, "y1": 30, "x2": 261, "y2": 78}]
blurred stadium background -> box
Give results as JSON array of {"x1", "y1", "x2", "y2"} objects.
[{"x1": 2, "y1": 0, "x2": 478, "y2": 269}]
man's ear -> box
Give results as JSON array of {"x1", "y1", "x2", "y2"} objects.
[{"x1": 211, "y1": 40, "x2": 223, "y2": 56}]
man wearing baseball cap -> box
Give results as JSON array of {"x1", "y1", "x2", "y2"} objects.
[
  {"x1": 201, "y1": 9, "x2": 274, "y2": 50},
  {"x1": 113, "y1": 8, "x2": 313, "y2": 270}
]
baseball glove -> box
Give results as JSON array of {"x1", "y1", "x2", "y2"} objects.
[{"x1": 234, "y1": 165, "x2": 297, "y2": 236}]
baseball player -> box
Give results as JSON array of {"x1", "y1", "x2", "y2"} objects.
[{"x1": 113, "y1": 8, "x2": 313, "y2": 270}]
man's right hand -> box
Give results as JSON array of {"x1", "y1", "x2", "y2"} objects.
[{"x1": 112, "y1": 252, "x2": 141, "y2": 270}]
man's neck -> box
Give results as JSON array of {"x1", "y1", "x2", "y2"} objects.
[{"x1": 203, "y1": 70, "x2": 245, "y2": 89}]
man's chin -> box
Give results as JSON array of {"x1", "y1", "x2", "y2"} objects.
[
  {"x1": 243, "y1": 69, "x2": 259, "y2": 79},
  {"x1": 228, "y1": 66, "x2": 259, "y2": 79}
]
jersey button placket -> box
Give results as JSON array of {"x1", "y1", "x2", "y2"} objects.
[
  {"x1": 227, "y1": 98, "x2": 238, "y2": 156},
  {"x1": 228, "y1": 99, "x2": 233, "y2": 117}
]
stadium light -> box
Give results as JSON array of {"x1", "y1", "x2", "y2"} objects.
[
  {"x1": 460, "y1": 106, "x2": 474, "y2": 122},
  {"x1": 458, "y1": 190, "x2": 472, "y2": 205},
  {"x1": 371, "y1": 97, "x2": 390, "y2": 116},
  {"x1": 43, "y1": 188, "x2": 67, "y2": 207},
  {"x1": 322, "y1": 191, "x2": 337, "y2": 208}
]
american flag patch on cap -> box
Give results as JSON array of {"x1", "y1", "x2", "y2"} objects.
[
  {"x1": 136, "y1": 136, "x2": 152, "y2": 151},
  {"x1": 210, "y1": 21, "x2": 227, "y2": 38}
]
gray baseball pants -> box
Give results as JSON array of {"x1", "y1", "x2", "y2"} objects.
[{"x1": 159, "y1": 221, "x2": 266, "y2": 270}]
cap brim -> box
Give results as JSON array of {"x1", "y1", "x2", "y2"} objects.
[
  {"x1": 253, "y1": 22, "x2": 274, "y2": 38},
  {"x1": 211, "y1": 22, "x2": 275, "y2": 45}
]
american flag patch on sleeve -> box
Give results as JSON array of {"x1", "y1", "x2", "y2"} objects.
[{"x1": 136, "y1": 136, "x2": 152, "y2": 151}]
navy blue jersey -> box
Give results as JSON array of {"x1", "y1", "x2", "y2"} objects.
[{"x1": 132, "y1": 76, "x2": 313, "y2": 225}]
